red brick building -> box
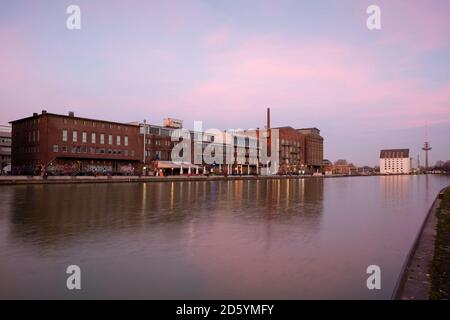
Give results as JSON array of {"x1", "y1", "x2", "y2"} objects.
[
  {"x1": 274, "y1": 126, "x2": 306, "y2": 174},
  {"x1": 265, "y1": 108, "x2": 324, "y2": 175},
  {"x1": 10, "y1": 111, "x2": 142, "y2": 175},
  {"x1": 297, "y1": 128, "x2": 324, "y2": 173}
]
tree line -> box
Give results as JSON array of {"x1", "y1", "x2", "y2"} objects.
[{"x1": 433, "y1": 160, "x2": 450, "y2": 172}]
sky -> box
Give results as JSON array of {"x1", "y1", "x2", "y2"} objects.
[{"x1": 0, "y1": 0, "x2": 449, "y2": 166}]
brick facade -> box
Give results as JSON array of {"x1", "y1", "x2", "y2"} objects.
[
  {"x1": 276, "y1": 126, "x2": 306, "y2": 174},
  {"x1": 10, "y1": 111, "x2": 142, "y2": 175}
]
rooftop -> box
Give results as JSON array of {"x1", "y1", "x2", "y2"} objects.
[
  {"x1": 380, "y1": 149, "x2": 410, "y2": 159},
  {"x1": 9, "y1": 111, "x2": 140, "y2": 127}
]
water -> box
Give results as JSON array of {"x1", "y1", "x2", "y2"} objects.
[{"x1": 0, "y1": 175, "x2": 449, "y2": 299}]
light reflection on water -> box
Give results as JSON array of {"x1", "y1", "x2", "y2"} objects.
[{"x1": 0, "y1": 175, "x2": 448, "y2": 299}]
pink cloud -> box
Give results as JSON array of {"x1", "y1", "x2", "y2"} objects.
[
  {"x1": 171, "y1": 35, "x2": 450, "y2": 130},
  {"x1": 202, "y1": 27, "x2": 232, "y2": 48},
  {"x1": 375, "y1": 0, "x2": 450, "y2": 52}
]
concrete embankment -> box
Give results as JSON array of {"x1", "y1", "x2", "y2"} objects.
[
  {"x1": 395, "y1": 186, "x2": 450, "y2": 300},
  {"x1": 0, "y1": 174, "x2": 341, "y2": 185}
]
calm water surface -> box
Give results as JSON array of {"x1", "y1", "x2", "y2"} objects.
[{"x1": 1, "y1": 175, "x2": 449, "y2": 299}]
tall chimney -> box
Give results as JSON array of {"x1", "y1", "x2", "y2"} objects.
[{"x1": 266, "y1": 107, "x2": 270, "y2": 129}]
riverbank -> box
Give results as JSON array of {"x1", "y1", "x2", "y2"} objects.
[
  {"x1": 430, "y1": 187, "x2": 450, "y2": 299},
  {"x1": 397, "y1": 186, "x2": 450, "y2": 299},
  {"x1": 0, "y1": 173, "x2": 359, "y2": 185},
  {"x1": 0, "y1": 173, "x2": 445, "y2": 186}
]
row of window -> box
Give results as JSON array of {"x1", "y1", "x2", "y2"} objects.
[
  {"x1": 143, "y1": 126, "x2": 172, "y2": 136},
  {"x1": 62, "y1": 130, "x2": 128, "y2": 146},
  {"x1": 62, "y1": 118, "x2": 130, "y2": 132},
  {"x1": 281, "y1": 140, "x2": 302, "y2": 147},
  {"x1": 233, "y1": 136, "x2": 258, "y2": 148},
  {"x1": 26, "y1": 130, "x2": 40, "y2": 143},
  {"x1": 53, "y1": 145, "x2": 135, "y2": 157},
  {"x1": 20, "y1": 146, "x2": 40, "y2": 153},
  {"x1": 145, "y1": 139, "x2": 171, "y2": 146},
  {"x1": 17, "y1": 119, "x2": 40, "y2": 127},
  {"x1": 281, "y1": 159, "x2": 302, "y2": 164},
  {"x1": 145, "y1": 150, "x2": 162, "y2": 158}
]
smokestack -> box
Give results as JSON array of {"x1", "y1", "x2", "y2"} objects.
[{"x1": 266, "y1": 107, "x2": 270, "y2": 129}]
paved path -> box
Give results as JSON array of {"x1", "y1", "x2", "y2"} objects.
[{"x1": 396, "y1": 192, "x2": 443, "y2": 299}]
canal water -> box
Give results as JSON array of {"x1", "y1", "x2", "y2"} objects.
[{"x1": 1, "y1": 175, "x2": 449, "y2": 299}]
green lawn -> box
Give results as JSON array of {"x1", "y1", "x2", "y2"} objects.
[{"x1": 430, "y1": 187, "x2": 450, "y2": 299}]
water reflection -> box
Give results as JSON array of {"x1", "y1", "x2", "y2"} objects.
[{"x1": 7, "y1": 178, "x2": 324, "y2": 247}]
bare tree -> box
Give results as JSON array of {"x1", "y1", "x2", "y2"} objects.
[{"x1": 443, "y1": 160, "x2": 450, "y2": 172}]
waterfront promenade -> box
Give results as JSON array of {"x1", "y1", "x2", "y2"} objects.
[
  {"x1": 0, "y1": 173, "x2": 446, "y2": 185},
  {"x1": 0, "y1": 174, "x2": 347, "y2": 185}
]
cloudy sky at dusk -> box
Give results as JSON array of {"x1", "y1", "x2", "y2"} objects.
[{"x1": 1, "y1": 0, "x2": 449, "y2": 165}]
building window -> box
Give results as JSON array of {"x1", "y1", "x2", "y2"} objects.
[
  {"x1": 117, "y1": 136, "x2": 121, "y2": 146},
  {"x1": 124, "y1": 150, "x2": 129, "y2": 156},
  {"x1": 108, "y1": 135, "x2": 113, "y2": 145},
  {"x1": 82, "y1": 132, "x2": 87, "y2": 143},
  {"x1": 100, "y1": 134, "x2": 105, "y2": 144},
  {"x1": 91, "y1": 132, "x2": 96, "y2": 144},
  {"x1": 62, "y1": 146, "x2": 67, "y2": 153},
  {"x1": 53, "y1": 145, "x2": 59, "y2": 153},
  {"x1": 62, "y1": 130, "x2": 68, "y2": 142},
  {"x1": 73, "y1": 131, "x2": 78, "y2": 142},
  {"x1": 124, "y1": 136, "x2": 128, "y2": 146},
  {"x1": 149, "y1": 127, "x2": 160, "y2": 135}
]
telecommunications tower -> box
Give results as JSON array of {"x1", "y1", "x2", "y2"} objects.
[{"x1": 422, "y1": 124, "x2": 432, "y2": 170}]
